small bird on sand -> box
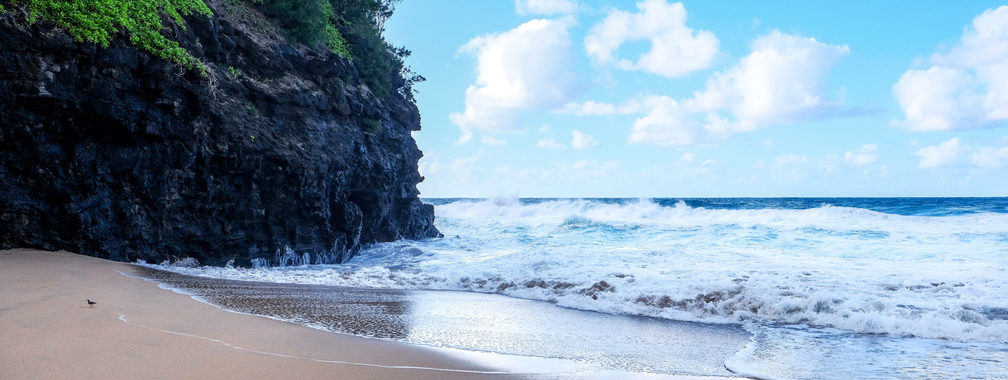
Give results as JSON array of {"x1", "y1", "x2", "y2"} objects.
[{"x1": 86, "y1": 299, "x2": 96, "y2": 308}]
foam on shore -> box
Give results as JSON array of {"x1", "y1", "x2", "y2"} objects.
[{"x1": 131, "y1": 265, "x2": 752, "y2": 377}]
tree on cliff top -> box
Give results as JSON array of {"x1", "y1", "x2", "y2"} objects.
[{"x1": 254, "y1": 0, "x2": 422, "y2": 100}]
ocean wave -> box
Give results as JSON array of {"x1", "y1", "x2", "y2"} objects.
[
  {"x1": 435, "y1": 198, "x2": 1008, "y2": 235},
  {"x1": 145, "y1": 198, "x2": 1008, "y2": 344},
  {"x1": 148, "y1": 258, "x2": 1008, "y2": 344}
]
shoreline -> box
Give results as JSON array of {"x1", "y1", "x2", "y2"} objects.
[
  {"x1": 0, "y1": 249, "x2": 514, "y2": 379},
  {"x1": 0, "y1": 249, "x2": 749, "y2": 379}
]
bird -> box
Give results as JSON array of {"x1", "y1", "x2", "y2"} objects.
[{"x1": 86, "y1": 299, "x2": 96, "y2": 308}]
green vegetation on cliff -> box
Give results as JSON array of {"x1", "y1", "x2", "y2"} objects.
[
  {"x1": 2, "y1": 0, "x2": 420, "y2": 98},
  {"x1": 6, "y1": 0, "x2": 212, "y2": 73},
  {"x1": 253, "y1": 0, "x2": 423, "y2": 99}
]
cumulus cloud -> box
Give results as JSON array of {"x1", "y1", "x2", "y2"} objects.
[
  {"x1": 916, "y1": 138, "x2": 967, "y2": 168},
  {"x1": 584, "y1": 0, "x2": 718, "y2": 78},
  {"x1": 691, "y1": 31, "x2": 850, "y2": 128},
  {"x1": 571, "y1": 130, "x2": 598, "y2": 149},
  {"x1": 628, "y1": 95, "x2": 704, "y2": 145},
  {"x1": 914, "y1": 137, "x2": 1008, "y2": 170},
  {"x1": 892, "y1": 67, "x2": 977, "y2": 131},
  {"x1": 892, "y1": 6, "x2": 1008, "y2": 130},
  {"x1": 451, "y1": 18, "x2": 578, "y2": 142},
  {"x1": 515, "y1": 0, "x2": 578, "y2": 15},
  {"x1": 970, "y1": 146, "x2": 1008, "y2": 169},
  {"x1": 844, "y1": 144, "x2": 879, "y2": 166},
  {"x1": 626, "y1": 31, "x2": 849, "y2": 146}
]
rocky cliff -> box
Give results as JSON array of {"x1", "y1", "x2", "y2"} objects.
[{"x1": 0, "y1": 1, "x2": 440, "y2": 266}]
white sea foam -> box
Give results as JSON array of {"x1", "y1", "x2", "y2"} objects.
[{"x1": 153, "y1": 198, "x2": 1008, "y2": 344}]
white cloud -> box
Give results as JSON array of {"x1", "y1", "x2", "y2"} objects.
[
  {"x1": 892, "y1": 67, "x2": 980, "y2": 131},
  {"x1": 916, "y1": 138, "x2": 967, "y2": 168},
  {"x1": 970, "y1": 146, "x2": 1008, "y2": 169},
  {"x1": 571, "y1": 130, "x2": 598, "y2": 149},
  {"x1": 626, "y1": 31, "x2": 849, "y2": 146},
  {"x1": 515, "y1": 0, "x2": 578, "y2": 15},
  {"x1": 844, "y1": 144, "x2": 879, "y2": 166},
  {"x1": 690, "y1": 31, "x2": 850, "y2": 129},
  {"x1": 892, "y1": 6, "x2": 1008, "y2": 130},
  {"x1": 584, "y1": 0, "x2": 718, "y2": 78},
  {"x1": 451, "y1": 18, "x2": 578, "y2": 141},
  {"x1": 481, "y1": 136, "x2": 508, "y2": 146},
  {"x1": 912, "y1": 137, "x2": 1008, "y2": 170},
  {"x1": 537, "y1": 137, "x2": 567, "y2": 149},
  {"x1": 628, "y1": 95, "x2": 704, "y2": 145}
]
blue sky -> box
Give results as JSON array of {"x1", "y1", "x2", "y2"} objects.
[{"x1": 385, "y1": 0, "x2": 1008, "y2": 197}]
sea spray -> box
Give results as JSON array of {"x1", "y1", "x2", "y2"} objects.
[{"x1": 148, "y1": 198, "x2": 1008, "y2": 344}]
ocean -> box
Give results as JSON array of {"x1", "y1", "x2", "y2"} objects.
[{"x1": 145, "y1": 198, "x2": 1008, "y2": 378}]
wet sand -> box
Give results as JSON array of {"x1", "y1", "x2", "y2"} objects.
[
  {"x1": 0, "y1": 249, "x2": 509, "y2": 379},
  {"x1": 0, "y1": 249, "x2": 750, "y2": 379},
  {"x1": 137, "y1": 266, "x2": 753, "y2": 377}
]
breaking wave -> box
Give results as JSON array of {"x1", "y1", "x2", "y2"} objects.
[{"x1": 149, "y1": 198, "x2": 1008, "y2": 344}]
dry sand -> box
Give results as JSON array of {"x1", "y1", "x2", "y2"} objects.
[
  {"x1": 0, "y1": 249, "x2": 511, "y2": 380},
  {"x1": 0, "y1": 249, "x2": 749, "y2": 380}
]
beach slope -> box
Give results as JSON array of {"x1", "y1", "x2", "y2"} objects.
[{"x1": 0, "y1": 249, "x2": 504, "y2": 379}]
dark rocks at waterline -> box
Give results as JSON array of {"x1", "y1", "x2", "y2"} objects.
[{"x1": 0, "y1": 3, "x2": 440, "y2": 266}]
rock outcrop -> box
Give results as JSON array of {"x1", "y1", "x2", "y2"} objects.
[{"x1": 0, "y1": 1, "x2": 440, "y2": 266}]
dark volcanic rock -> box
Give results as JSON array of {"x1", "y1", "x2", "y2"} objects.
[{"x1": 0, "y1": 2, "x2": 440, "y2": 266}]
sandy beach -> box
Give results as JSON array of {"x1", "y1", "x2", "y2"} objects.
[
  {"x1": 0, "y1": 249, "x2": 752, "y2": 379},
  {"x1": 0, "y1": 249, "x2": 512, "y2": 380}
]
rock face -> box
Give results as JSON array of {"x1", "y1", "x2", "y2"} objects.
[{"x1": 0, "y1": 2, "x2": 440, "y2": 266}]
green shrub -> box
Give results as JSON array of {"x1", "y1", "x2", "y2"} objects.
[
  {"x1": 324, "y1": 23, "x2": 351, "y2": 58},
  {"x1": 253, "y1": 0, "x2": 350, "y2": 59},
  {"x1": 3, "y1": 0, "x2": 423, "y2": 96},
  {"x1": 6, "y1": 0, "x2": 212, "y2": 74},
  {"x1": 255, "y1": 0, "x2": 327, "y2": 46},
  {"x1": 330, "y1": 0, "x2": 424, "y2": 99},
  {"x1": 252, "y1": 0, "x2": 422, "y2": 99}
]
